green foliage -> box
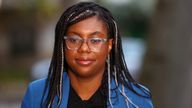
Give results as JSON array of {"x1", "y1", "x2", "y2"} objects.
[
  {"x1": 98, "y1": 1, "x2": 151, "y2": 39},
  {"x1": 16, "y1": 0, "x2": 58, "y2": 20},
  {"x1": 0, "y1": 68, "x2": 28, "y2": 82},
  {"x1": 35, "y1": 0, "x2": 58, "y2": 18}
]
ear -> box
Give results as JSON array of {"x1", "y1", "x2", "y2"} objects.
[{"x1": 108, "y1": 39, "x2": 113, "y2": 53}]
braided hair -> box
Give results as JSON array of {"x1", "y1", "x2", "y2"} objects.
[{"x1": 41, "y1": 2, "x2": 151, "y2": 108}]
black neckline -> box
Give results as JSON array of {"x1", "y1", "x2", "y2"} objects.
[{"x1": 67, "y1": 85, "x2": 106, "y2": 108}]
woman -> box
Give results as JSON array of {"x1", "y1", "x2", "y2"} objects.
[{"x1": 21, "y1": 2, "x2": 153, "y2": 108}]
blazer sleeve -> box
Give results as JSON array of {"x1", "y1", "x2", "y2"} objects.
[
  {"x1": 21, "y1": 83, "x2": 34, "y2": 108},
  {"x1": 21, "y1": 78, "x2": 46, "y2": 108}
]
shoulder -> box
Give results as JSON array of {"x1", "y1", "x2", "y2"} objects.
[
  {"x1": 21, "y1": 78, "x2": 47, "y2": 108},
  {"x1": 29, "y1": 78, "x2": 47, "y2": 90},
  {"x1": 125, "y1": 83, "x2": 154, "y2": 108},
  {"x1": 26, "y1": 78, "x2": 47, "y2": 96}
]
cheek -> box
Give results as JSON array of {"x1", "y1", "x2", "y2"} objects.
[
  {"x1": 65, "y1": 50, "x2": 75, "y2": 65},
  {"x1": 97, "y1": 47, "x2": 110, "y2": 62}
]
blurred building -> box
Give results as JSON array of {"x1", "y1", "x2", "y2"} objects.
[{"x1": 0, "y1": 0, "x2": 61, "y2": 69}]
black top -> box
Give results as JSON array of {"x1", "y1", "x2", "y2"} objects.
[{"x1": 67, "y1": 85, "x2": 106, "y2": 108}]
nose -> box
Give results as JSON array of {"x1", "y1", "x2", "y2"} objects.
[{"x1": 78, "y1": 40, "x2": 91, "y2": 53}]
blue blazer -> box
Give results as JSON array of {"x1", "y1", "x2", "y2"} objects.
[{"x1": 21, "y1": 73, "x2": 153, "y2": 108}]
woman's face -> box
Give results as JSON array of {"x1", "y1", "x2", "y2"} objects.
[{"x1": 65, "y1": 16, "x2": 112, "y2": 79}]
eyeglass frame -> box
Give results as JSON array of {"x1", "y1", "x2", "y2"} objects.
[{"x1": 63, "y1": 35, "x2": 109, "y2": 52}]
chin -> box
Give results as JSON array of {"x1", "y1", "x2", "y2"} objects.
[
  {"x1": 70, "y1": 67, "x2": 103, "y2": 79},
  {"x1": 68, "y1": 61, "x2": 105, "y2": 79},
  {"x1": 75, "y1": 69, "x2": 96, "y2": 78}
]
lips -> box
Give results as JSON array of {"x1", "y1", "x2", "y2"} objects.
[{"x1": 75, "y1": 58, "x2": 95, "y2": 66}]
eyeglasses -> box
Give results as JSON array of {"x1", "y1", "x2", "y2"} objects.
[{"x1": 63, "y1": 35, "x2": 108, "y2": 52}]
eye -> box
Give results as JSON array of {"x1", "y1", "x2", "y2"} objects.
[
  {"x1": 90, "y1": 38, "x2": 102, "y2": 44},
  {"x1": 67, "y1": 37, "x2": 81, "y2": 44}
]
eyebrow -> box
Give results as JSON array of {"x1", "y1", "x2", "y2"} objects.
[
  {"x1": 67, "y1": 31, "x2": 105, "y2": 37},
  {"x1": 90, "y1": 31, "x2": 105, "y2": 36}
]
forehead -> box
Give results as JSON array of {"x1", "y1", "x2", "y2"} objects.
[{"x1": 66, "y1": 16, "x2": 108, "y2": 38}]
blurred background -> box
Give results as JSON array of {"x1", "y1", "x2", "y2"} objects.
[{"x1": 0, "y1": 0, "x2": 192, "y2": 108}]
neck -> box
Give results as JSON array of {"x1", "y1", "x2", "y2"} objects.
[{"x1": 68, "y1": 70, "x2": 104, "y2": 100}]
